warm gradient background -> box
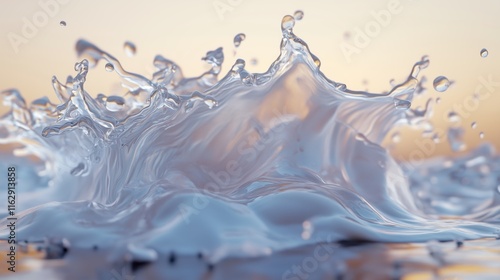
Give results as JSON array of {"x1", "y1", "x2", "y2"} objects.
[{"x1": 1, "y1": 0, "x2": 499, "y2": 160}]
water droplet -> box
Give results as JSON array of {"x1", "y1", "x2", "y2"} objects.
[
  {"x1": 59, "y1": 21, "x2": 66, "y2": 27},
  {"x1": 233, "y1": 33, "x2": 246, "y2": 48},
  {"x1": 105, "y1": 63, "x2": 114, "y2": 72},
  {"x1": 433, "y1": 76, "x2": 450, "y2": 92},
  {"x1": 124, "y1": 41, "x2": 136, "y2": 57},
  {"x1": 447, "y1": 111, "x2": 461, "y2": 123},
  {"x1": 479, "y1": 132, "x2": 485, "y2": 139},
  {"x1": 436, "y1": 97, "x2": 441, "y2": 104},
  {"x1": 293, "y1": 10, "x2": 304, "y2": 21},
  {"x1": 448, "y1": 127, "x2": 466, "y2": 152},
  {"x1": 250, "y1": 58, "x2": 258, "y2": 65},
  {"x1": 281, "y1": 15, "x2": 295, "y2": 33},
  {"x1": 471, "y1": 122, "x2": 477, "y2": 129},
  {"x1": 497, "y1": 185, "x2": 500, "y2": 194},
  {"x1": 480, "y1": 48, "x2": 488, "y2": 58}
]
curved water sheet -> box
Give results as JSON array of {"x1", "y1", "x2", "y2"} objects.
[{"x1": 1, "y1": 15, "x2": 499, "y2": 269}]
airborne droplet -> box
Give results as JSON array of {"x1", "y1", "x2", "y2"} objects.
[
  {"x1": 479, "y1": 132, "x2": 485, "y2": 139},
  {"x1": 447, "y1": 111, "x2": 461, "y2": 123},
  {"x1": 59, "y1": 21, "x2": 66, "y2": 27},
  {"x1": 433, "y1": 76, "x2": 450, "y2": 92},
  {"x1": 124, "y1": 41, "x2": 137, "y2": 57},
  {"x1": 293, "y1": 10, "x2": 304, "y2": 21},
  {"x1": 105, "y1": 63, "x2": 114, "y2": 72},
  {"x1": 233, "y1": 33, "x2": 246, "y2": 48},
  {"x1": 471, "y1": 122, "x2": 477, "y2": 129},
  {"x1": 480, "y1": 48, "x2": 488, "y2": 58}
]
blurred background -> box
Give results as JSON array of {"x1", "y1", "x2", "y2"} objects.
[{"x1": 1, "y1": 0, "x2": 499, "y2": 160}]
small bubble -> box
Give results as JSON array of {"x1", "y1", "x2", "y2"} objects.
[
  {"x1": 479, "y1": 132, "x2": 485, "y2": 139},
  {"x1": 233, "y1": 33, "x2": 246, "y2": 48},
  {"x1": 433, "y1": 76, "x2": 450, "y2": 92},
  {"x1": 59, "y1": 21, "x2": 66, "y2": 27},
  {"x1": 480, "y1": 48, "x2": 488, "y2": 58},
  {"x1": 105, "y1": 63, "x2": 114, "y2": 72},
  {"x1": 471, "y1": 122, "x2": 477, "y2": 129},
  {"x1": 123, "y1": 41, "x2": 136, "y2": 57},
  {"x1": 293, "y1": 10, "x2": 304, "y2": 21}
]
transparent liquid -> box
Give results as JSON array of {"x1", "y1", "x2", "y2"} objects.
[{"x1": 0, "y1": 15, "x2": 499, "y2": 274}]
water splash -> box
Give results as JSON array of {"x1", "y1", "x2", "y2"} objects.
[{"x1": 1, "y1": 15, "x2": 499, "y2": 271}]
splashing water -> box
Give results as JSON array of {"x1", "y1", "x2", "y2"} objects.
[{"x1": 1, "y1": 15, "x2": 499, "y2": 277}]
